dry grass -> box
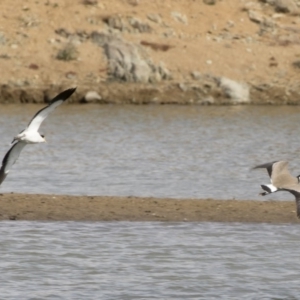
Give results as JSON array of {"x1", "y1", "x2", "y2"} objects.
[{"x1": 56, "y1": 44, "x2": 78, "y2": 61}]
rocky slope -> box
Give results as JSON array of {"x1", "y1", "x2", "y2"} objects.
[{"x1": 1, "y1": 0, "x2": 300, "y2": 104}]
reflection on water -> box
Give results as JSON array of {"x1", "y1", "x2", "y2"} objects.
[
  {"x1": 0, "y1": 221, "x2": 299, "y2": 299},
  {"x1": 0, "y1": 104, "x2": 300, "y2": 200}
]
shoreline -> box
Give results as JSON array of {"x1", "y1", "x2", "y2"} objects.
[
  {"x1": 0, "y1": 83, "x2": 300, "y2": 106},
  {"x1": 0, "y1": 193, "x2": 298, "y2": 223}
]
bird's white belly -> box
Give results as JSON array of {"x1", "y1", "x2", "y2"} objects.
[
  {"x1": 16, "y1": 131, "x2": 44, "y2": 144},
  {"x1": 266, "y1": 184, "x2": 277, "y2": 192}
]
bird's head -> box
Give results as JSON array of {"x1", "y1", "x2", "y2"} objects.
[
  {"x1": 297, "y1": 175, "x2": 300, "y2": 183},
  {"x1": 40, "y1": 134, "x2": 47, "y2": 143}
]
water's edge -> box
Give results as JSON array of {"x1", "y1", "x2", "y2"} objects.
[{"x1": 0, "y1": 82, "x2": 299, "y2": 105}]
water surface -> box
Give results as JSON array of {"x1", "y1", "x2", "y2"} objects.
[
  {"x1": 0, "y1": 221, "x2": 299, "y2": 299},
  {"x1": 0, "y1": 105, "x2": 300, "y2": 200}
]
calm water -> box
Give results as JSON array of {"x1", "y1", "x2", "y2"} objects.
[
  {"x1": 0, "y1": 221, "x2": 299, "y2": 299},
  {"x1": 1, "y1": 104, "x2": 300, "y2": 200},
  {"x1": 1, "y1": 105, "x2": 300, "y2": 299}
]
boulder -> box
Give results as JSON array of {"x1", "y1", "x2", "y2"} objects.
[
  {"x1": 97, "y1": 35, "x2": 171, "y2": 83},
  {"x1": 219, "y1": 77, "x2": 250, "y2": 103},
  {"x1": 104, "y1": 39, "x2": 151, "y2": 82},
  {"x1": 171, "y1": 12, "x2": 188, "y2": 24},
  {"x1": 274, "y1": 0, "x2": 299, "y2": 14},
  {"x1": 83, "y1": 91, "x2": 102, "y2": 103}
]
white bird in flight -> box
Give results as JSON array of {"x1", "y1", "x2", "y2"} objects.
[{"x1": 0, "y1": 87, "x2": 76, "y2": 186}]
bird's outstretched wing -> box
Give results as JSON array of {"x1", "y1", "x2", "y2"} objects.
[
  {"x1": 252, "y1": 161, "x2": 279, "y2": 178},
  {"x1": 26, "y1": 87, "x2": 76, "y2": 132},
  {"x1": 0, "y1": 141, "x2": 27, "y2": 186}
]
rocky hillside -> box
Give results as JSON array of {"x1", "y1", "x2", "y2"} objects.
[{"x1": 1, "y1": 0, "x2": 300, "y2": 104}]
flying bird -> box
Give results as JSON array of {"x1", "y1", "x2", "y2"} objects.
[
  {"x1": 253, "y1": 160, "x2": 300, "y2": 218},
  {"x1": 253, "y1": 161, "x2": 300, "y2": 195},
  {"x1": 0, "y1": 87, "x2": 76, "y2": 186}
]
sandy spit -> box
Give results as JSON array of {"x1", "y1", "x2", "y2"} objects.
[{"x1": 0, "y1": 193, "x2": 298, "y2": 223}]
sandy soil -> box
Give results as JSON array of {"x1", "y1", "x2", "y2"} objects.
[
  {"x1": 0, "y1": 193, "x2": 299, "y2": 223},
  {"x1": 1, "y1": 0, "x2": 300, "y2": 104}
]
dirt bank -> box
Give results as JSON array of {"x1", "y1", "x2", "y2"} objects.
[
  {"x1": 1, "y1": 0, "x2": 300, "y2": 105},
  {"x1": 0, "y1": 193, "x2": 298, "y2": 223}
]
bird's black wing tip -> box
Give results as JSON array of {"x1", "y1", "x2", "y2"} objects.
[
  {"x1": 252, "y1": 161, "x2": 279, "y2": 170},
  {"x1": 51, "y1": 87, "x2": 77, "y2": 103},
  {"x1": 60, "y1": 87, "x2": 77, "y2": 100},
  {"x1": 251, "y1": 165, "x2": 263, "y2": 171}
]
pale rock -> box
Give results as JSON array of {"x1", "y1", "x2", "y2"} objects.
[
  {"x1": 149, "y1": 72, "x2": 162, "y2": 83},
  {"x1": 84, "y1": 91, "x2": 102, "y2": 102},
  {"x1": 104, "y1": 15, "x2": 152, "y2": 33},
  {"x1": 0, "y1": 32, "x2": 6, "y2": 46},
  {"x1": 191, "y1": 71, "x2": 201, "y2": 80},
  {"x1": 178, "y1": 83, "x2": 188, "y2": 92},
  {"x1": 274, "y1": 0, "x2": 299, "y2": 14},
  {"x1": 128, "y1": 17, "x2": 152, "y2": 33},
  {"x1": 147, "y1": 13, "x2": 162, "y2": 24},
  {"x1": 101, "y1": 36, "x2": 171, "y2": 83},
  {"x1": 219, "y1": 77, "x2": 250, "y2": 103},
  {"x1": 171, "y1": 12, "x2": 188, "y2": 24},
  {"x1": 158, "y1": 63, "x2": 171, "y2": 80},
  {"x1": 248, "y1": 10, "x2": 276, "y2": 28},
  {"x1": 104, "y1": 39, "x2": 150, "y2": 82},
  {"x1": 248, "y1": 10, "x2": 265, "y2": 23}
]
